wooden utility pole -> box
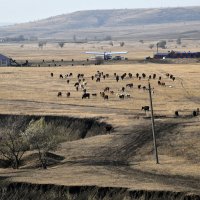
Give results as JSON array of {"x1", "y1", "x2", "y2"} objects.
[{"x1": 148, "y1": 82, "x2": 159, "y2": 164}]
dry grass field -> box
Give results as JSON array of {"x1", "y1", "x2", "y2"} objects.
[{"x1": 0, "y1": 42, "x2": 200, "y2": 196}]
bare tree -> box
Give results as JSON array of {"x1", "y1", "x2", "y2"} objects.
[
  {"x1": 120, "y1": 42, "x2": 125, "y2": 47},
  {"x1": 149, "y1": 44, "x2": 154, "y2": 49},
  {"x1": 0, "y1": 117, "x2": 28, "y2": 169},
  {"x1": 38, "y1": 41, "x2": 47, "y2": 49},
  {"x1": 139, "y1": 40, "x2": 144, "y2": 44},
  {"x1": 176, "y1": 37, "x2": 182, "y2": 45},
  {"x1": 58, "y1": 42, "x2": 65, "y2": 48},
  {"x1": 157, "y1": 40, "x2": 167, "y2": 49},
  {"x1": 25, "y1": 118, "x2": 59, "y2": 169},
  {"x1": 109, "y1": 41, "x2": 113, "y2": 46}
]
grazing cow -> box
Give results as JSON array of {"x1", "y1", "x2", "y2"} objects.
[
  {"x1": 104, "y1": 95, "x2": 109, "y2": 100},
  {"x1": 96, "y1": 77, "x2": 101, "y2": 82},
  {"x1": 52, "y1": 59, "x2": 55, "y2": 62},
  {"x1": 82, "y1": 93, "x2": 90, "y2": 99},
  {"x1": 50, "y1": 73, "x2": 53, "y2": 77},
  {"x1": 175, "y1": 111, "x2": 179, "y2": 117},
  {"x1": 143, "y1": 86, "x2": 146, "y2": 90},
  {"x1": 74, "y1": 82, "x2": 79, "y2": 87},
  {"x1": 153, "y1": 74, "x2": 156, "y2": 79},
  {"x1": 172, "y1": 77, "x2": 175, "y2": 81},
  {"x1": 159, "y1": 76, "x2": 162, "y2": 81},
  {"x1": 161, "y1": 82, "x2": 165, "y2": 86},
  {"x1": 158, "y1": 81, "x2": 161, "y2": 85},
  {"x1": 66, "y1": 92, "x2": 70, "y2": 98},
  {"x1": 138, "y1": 85, "x2": 141, "y2": 89},
  {"x1": 116, "y1": 75, "x2": 119, "y2": 82},
  {"x1": 83, "y1": 89, "x2": 87, "y2": 93},
  {"x1": 91, "y1": 76, "x2": 94, "y2": 80},
  {"x1": 118, "y1": 94, "x2": 125, "y2": 99},
  {"x1": 128, "y1": 73, "x2": 133, "y2": 78},
  {"x1": 110, "y1": 91, "x2": 114, "y2": 95},
  {"x1": 136, "y1": 73, "x2": 139, "y2": 78},
  {"x1": 59, "y1": 74, "x2": 63, "y2": 79},
  {"x1": 104, "y1": 87, "x2": 110, "y2": 92},
  {"x1": 170, "y1": 75, "x2": 173, "y2": 79},
  {"x1": 54, "y1": 64, "x2": 57, "y2": 67},
  {"x1": 92, "y1": 93, "x2": 97, "y2": 97},
  {"x1": 138, "y1": 77, "x2": 141, "y2": 80},
  {"x1": 106, "y1": 74, "x2": 109, "y2": 78},
  {"x1": 67, "y1": 80, "x2": 70, "y2": 84},
  {"x1": 61, "y1": 59, "x2": 64, "y2": 62},
  {"x1": 126, "y1": 83, "x2": 133, "y2": 88},
  {"x1": 114, "y1": 73, "x2": 117, "y2": 77},
  {"x1": 57, "y1": 92, "x2": 62, "y2": 97},
  {"x1": 78, "y1": 79, "x2": 81, "y2": 83},
  {"x1": 100, "y1": 92, "x2": 105, "y2": 98},
  {"x1": 103, "y1": 75, "x2": 106, "y2": 80},
  {"x1": 149, "y1": 75, "x2": 152, "y2": 79},
  {"x1": 142, "y1": 73, "x2": 146, "y2": 78},
  {"x1": 193, "y1": 110, "x2": 197, "y2": 117},
  {"x1": 121, "y1": 73, "x2": 127, "y2": 80},
  {"x1": 142, "y1": 106, "x2": 150, "y2": 112},
  {"x1": 122, "y1": 87, "x2": 125, "y2": 92},
  {"x1": 166, "y1": 73, "x2": 170, "y2": 77},
  {"x1": 69, "y1": 73, "x2": 73, "y2": 77}
]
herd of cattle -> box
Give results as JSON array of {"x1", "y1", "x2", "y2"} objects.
[{"x1": 48, "y1": 70, "x2": 195, "y2": 115}]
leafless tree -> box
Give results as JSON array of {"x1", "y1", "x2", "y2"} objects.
[
  {"x1": 25, "y1": 118, "x2": 59, "y2": 169},
  {"x1": 149, "y1": 44, "x2": 154, "y2": 49},
  {"x1": 120, "y1": 42, "x2": 125, "y2": 47},
  {"x1": 58, "y1": 42, "x2": 65, "y2": 48},
  {"x1": 0, "y1": 117, "x2": 28, "y2": 169}
]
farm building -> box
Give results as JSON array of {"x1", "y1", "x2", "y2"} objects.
[
  {"x1": 154, "y1": 51, "x2": 200, "y2": 59},
  {"x1": 0, "y1": 54, "x2": 11, "y2": 66}
]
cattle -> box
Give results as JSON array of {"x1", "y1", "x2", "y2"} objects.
[
  {"x1": 105, "y1": 74, "x2": 109, "y2": 78},
  {"x1": 153, "y1": 74, "x2": 156, "y2": 79},
  {"x1": 66, "y1": 92, "x2": 70, "y2": 98},
  {"x1": 54, "y1": 64, "x2": 57, "y2": 67},
  {"x1": 142, "y1": 106, "x2": 150, "y2": 112},
  {"x1": 166, "y1": 73, "x2": 170, "y2": 77},
  {"x1": 100, "y1": 92, "x2": 105, "y2": 98},
  {"x1": 114, "y1": 73, "x2": 117, "y2": 77},
  {"x1": 82, "y1": 93, "x2": 90, "y2": 99},
  {"x1": 110, "y1": 91, "x2": 114, "y2": 95},
  {"x1": 175, "y1": 111, "x2": 179, "y2": 117},
  {"x1": 104, "y1": 87, "x2": 110, "y2": 92},
  {"x1": 128, "y1": 73, "x2": 133, "y2": 78},
  {"x1": 57, "y1": 92, "x2": 62, "y2": 97},
  {"x1": 143, "y1": 86, "x2": 147, "y2": 90},
  {"x1": 116, "y1": 75, "x2": 119, "y2": 82},
  {"x1": 197, "y1": 108, "x2": 199, "y2": 115},
  {"x1": 59, "y1": 74, "x2": 63, "y2": 79},
  {"x1": 74, "y1": 82, "x2": 79, "y2": 87},
  {"x1": 83, "y1": 89, "x2": 87, "y2": 93},
  {"x1": 61, "y1": 59, "x2": 64, "y2": 62},
  {"x1": 138, "y1": 85, "x2": 141, "y2": 89},
  {"x1": 122, "y1": 87, "x2": 125, "y2": 92},
  {"x1": 193, "y1": 110, "x2": 197, "y2": 117},
  {"x1": 92, "y1": 93, "x2": 97, "y2": 97},
  {"x1": 118, "y1": 94, "x2": 125, "y2": 99},
  {"x1": 126, "y1": 83, "x2": 133, "y2": 88},
  {"x1": 96, "y1": 77, "x2": 101, "y2": 82},
  {"x1": 65, "y1": 74, "x2": 69, "y2": 78},
  {"x1": 66, "y1": 80, "x2": 70, "y2": 84},
  {"x1": 158, "y1": 81, "x2": 161, "y2": 85},
  {"x1": 136, "y1": 73, "x2": 139, "y2": 78},
  {"x1": 103, "y1": 75, "x2": 106, "y2": 79},
  {"x1": 69, "y1": 73, "x2": 73, "y2": 77},
  {"x1": 161, "y1": 82, "x2": 165, "y2": 86},
  {"x1": 172, "y1": 77, "x2": 175, "y2": 81},
  {"x1": 76, "y1": 86, "x2": 79, "y2": 91},
  {"x1": 104, "y1": 95, "x2": 109, "y2": 100},
  {"x1": 142, "y1": 73, "x2": 146, "y2": 78},
  {"x1": 138, "y1": 77, "x2": 141, "y2": 80},
  {"x1": 91, "y1": 76, "x2": 94, "y2": 80},
  {"x1": 121, "y1": 73, "x2": 127, "y2": 80},
  {"x1": 50, "y1": 73, "x2": 53, "y2": 77},
  {"x1": 170, "y1": 75, "x2": 173, "y2": 79},
  {"x1": 149, "y1": 75, "x2": 152, "y2": 79},
  {"x1": 159, "y1": 76, "x2": 162, "y2": 81}
]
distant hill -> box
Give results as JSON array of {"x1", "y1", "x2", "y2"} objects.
[{"x1": 1, "y1": 7, "x2": 200, "y2": 40}]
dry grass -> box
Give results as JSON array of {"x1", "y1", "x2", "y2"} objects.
[{"x1": 0, "y1": 43, "x2": 200, "y2": 194}]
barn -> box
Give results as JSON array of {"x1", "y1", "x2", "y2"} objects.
[
  {"x1": 154, "y1": 51, "x2": 200, "y2": 59},
  {"x1": 0, "y1": 54, "x2": 11, "y2": 66}
]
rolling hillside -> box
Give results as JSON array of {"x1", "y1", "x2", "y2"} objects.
[{"x1": 1, "y1": 7, "x2": 200, "y2": 40}]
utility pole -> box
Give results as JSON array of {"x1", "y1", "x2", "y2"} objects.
[
  {"x1": 148, "y1": 82, "x2": 159, "y2": 164},
  {"x1": 156, "y1": 43, "x2": 159, "y2": 54}
]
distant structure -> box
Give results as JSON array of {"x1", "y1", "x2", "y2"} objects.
[
  {"x1": 154, "y1": 51, "x2": 200, "y2": 59},
  {"x1": 0, "y1": 54, "x2": 11, "y2": 66}
]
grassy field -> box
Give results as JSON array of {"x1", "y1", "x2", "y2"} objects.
[{"x1": 0, "y1": 43, "x2": 200, "y2": 195}]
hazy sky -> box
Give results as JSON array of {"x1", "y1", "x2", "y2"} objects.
[{"x1": 0, "y1": 0, "x2": 200, "y2": 23}]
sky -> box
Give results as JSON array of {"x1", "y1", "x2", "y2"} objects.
[{"x1": 0, "y1": 0, "x2": 200, "y2": 23}]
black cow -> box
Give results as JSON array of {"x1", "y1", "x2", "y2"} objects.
[
  {"x1": 142, "y1": 106, "x2": 150, "y2": 112},
  {"x1": 57, "y1": 92, "x2": 62, "y2": 97},
  {"x1": 50, "y1": 73, "x2": 54, "y2": 77},
  {"x1": 82, "y1": 93, "x2": 90, "y2": 99},
  {"x1": 66, "y1": 92, "x2": 70, "y2": 98},
  {"x1": 104, "y1": 95, "x2": 109, "y2": 100}
]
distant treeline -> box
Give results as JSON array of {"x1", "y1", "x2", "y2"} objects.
[{"x1": 0, "y1": 35, "x2": 38, "y2": 43}]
